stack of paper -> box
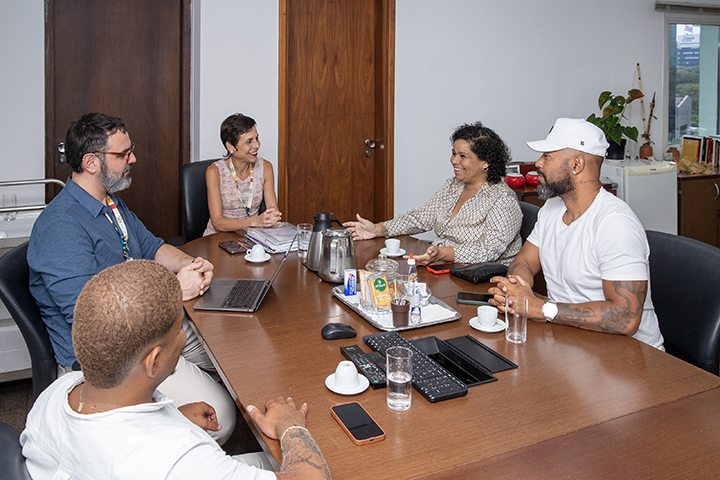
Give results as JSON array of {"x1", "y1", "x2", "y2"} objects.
[{"x1": 246, "y1": 222, "x2": 298, "y2": 253}]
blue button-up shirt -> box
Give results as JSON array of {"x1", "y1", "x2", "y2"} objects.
[{"x1": 27, "y1": 178, "x2": 164, "y2": 366}]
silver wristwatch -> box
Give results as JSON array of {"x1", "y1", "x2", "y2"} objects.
[{"x1": 542, "y1": 301, "x2": 558, "y2": 322}]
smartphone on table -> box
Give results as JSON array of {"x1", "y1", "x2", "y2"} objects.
[
  {"x1": 218, "y1": 241, "x2": 247, "y2": 255},
  {"x1": 456, "y1": 291, "x2": 494, "y2": 306},
  {"x1": 426, "y1": 262, "x2": 465, "y2": 275},
  {"x1": 331, "y1": 402, "x2": 385, "y2": 445}
]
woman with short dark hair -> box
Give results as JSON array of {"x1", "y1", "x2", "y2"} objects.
[{"x1": 203, "y1": 113, "x2": 281, "y2": 236}]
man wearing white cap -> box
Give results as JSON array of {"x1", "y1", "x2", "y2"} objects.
[{"x1": 490, "y1": 118, "x2": 664, "y2": 349}]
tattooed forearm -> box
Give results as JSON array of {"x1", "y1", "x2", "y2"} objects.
[
  {"x1": 507, "y1": 259, "x2": 534, "y2": 287},
  {"x1": 379, "y1": 224, "x2": 388, "y2": 237},
  {"x1": 554, "y1": 280, "x2": 647, "y2": 335},
  {"x1": 280, "y1": 428, "x2": 331, "y2": 479}
]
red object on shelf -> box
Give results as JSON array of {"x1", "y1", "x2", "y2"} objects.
[
  {"x1": 504, "y1": 172, "x2": 526, "y2": 187},
  {"x1": 525, "y1": 171, "x2": 539, "y2": 185}
]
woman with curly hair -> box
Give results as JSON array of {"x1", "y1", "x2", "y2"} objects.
[{"x1": 345, "y1": 121, "x2": 522, "y2": 266}]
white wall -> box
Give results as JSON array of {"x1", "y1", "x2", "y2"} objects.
[
  {"x1": 0, "y1": 0, "x2": 45, "y2": 207},
  {"x1": 6, "y1": 0, "x2": 720, "y2": 217},
  {"x1": 394, "y1": 0, "x2": 670, "y2": 215},
  {"x1": 194, "y1": 1, "x2": 280, "y2": 167}
]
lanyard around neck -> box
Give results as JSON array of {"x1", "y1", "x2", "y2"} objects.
[
  {"x1": 227, "y1": 160, "x2": 254, "y2": 218},
  {"x1": 104, "y1": 195, "x2": 130, "y2": 261}
]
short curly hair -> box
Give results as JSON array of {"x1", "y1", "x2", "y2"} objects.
[
  {"x1": 220, "y1": 113, "x2": 257, "y2": 157},
  {"x1": 450, "y1": 122, "x2": 511, "y2": 184},
  {"x1": 73, "y1": 260, "x2": 181, "y2": 388}
]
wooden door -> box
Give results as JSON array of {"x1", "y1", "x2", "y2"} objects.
[
  {"x1": 45, "y1": 0, "x2": 191, "y2": 241},
  {"x1": 677, "y1": 175, "x2": 720, "y2": 247},
  {"x1": 279, "y1": 0, "x2": 394, "y2": 225}
]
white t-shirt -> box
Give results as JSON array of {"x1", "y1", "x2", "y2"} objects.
[
  {"x1": 20, "y1": 372, "x2": 276, "y2": 480},
  {"x1": 527, "y1": 189, "x2": 664, "y2": 349}
]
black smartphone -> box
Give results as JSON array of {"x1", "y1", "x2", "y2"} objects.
[
  {"x1": 426, "y1": 262, "x2": 464, "y2": 275},
  {"x1": 331, "y1": 402, "x2": 385, "y2": 445},
  {"x1": 456, "y1": 291, "x2": 494, "y2": 305},
  {"x1": 218, "y1": 241, "x2": 247, "y2": 255}
]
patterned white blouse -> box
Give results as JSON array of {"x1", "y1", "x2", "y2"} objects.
[{"x1": 383, "y1": 177, "x2": 522, "y2": 265}]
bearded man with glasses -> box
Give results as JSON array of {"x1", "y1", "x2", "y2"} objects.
[{"x1": 27, "y1": 112, "x2": 238, "y2": 446}]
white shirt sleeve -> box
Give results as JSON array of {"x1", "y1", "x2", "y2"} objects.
[{"x1": 167, "y1": 442, "x2": 277, "y2": 480}]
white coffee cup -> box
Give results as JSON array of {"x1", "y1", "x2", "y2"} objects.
[
  {"x1": 385, "y1": 238, "x2": 401, "y2": 254},
  {"x1": 477, "y1": 305, "x2": 498, "y2": 327},
  {"x1": 249, "y1": 245, "x2": 266, "y2": 260},
  {"x1": 334, "y1": 361, "x2": 359, "y2": 388}
]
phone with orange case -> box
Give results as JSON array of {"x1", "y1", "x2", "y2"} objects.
[{"x1": 331, "y1": 402, "x2": 385, "y2": 445}]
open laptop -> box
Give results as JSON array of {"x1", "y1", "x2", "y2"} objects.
[{"x1": 193, "y1": 236, "x2": 296, "y2": 313}]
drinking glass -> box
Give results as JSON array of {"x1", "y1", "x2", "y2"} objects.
[
  {"x1": 505, "y1": 293, "x2": 528, "y2": 344},
  {"x1": 3, "y1": 193, "x2": 16, "y2": 221},
  {"x1": 386, "y1": 346, "x2": 412, "y2": 411},
  {"x1": 297, "y1": 223, "x2": 312, "y2": 259}
]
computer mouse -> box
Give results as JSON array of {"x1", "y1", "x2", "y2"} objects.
[{"x1": 321, "y1": 322, "x2": 357, "y2": 340}]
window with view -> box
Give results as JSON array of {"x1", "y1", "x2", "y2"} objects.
[{"x1": 668, "y1": 23, "x2": 720, "y2": 145}]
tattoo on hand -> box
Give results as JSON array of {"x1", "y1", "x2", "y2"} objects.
[{"x1": 379, "y1": 224, "x2": 388, "y2": 237}]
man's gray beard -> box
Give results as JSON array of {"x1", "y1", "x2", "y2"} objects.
[
  {"x1": 99, "y1": 159, "x2": 132, "y2": 193},
  {"x1": 537, "y1": 171, "x2": 574, "y2": 200}
]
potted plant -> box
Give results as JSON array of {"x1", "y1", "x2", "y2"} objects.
[{"x1": 586, "y1": 89, "x2": 643, "y2": 159}]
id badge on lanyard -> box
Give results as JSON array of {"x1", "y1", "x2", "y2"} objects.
[{"x1": 105, "y1": 196, "x2": 132, "y2": 261}]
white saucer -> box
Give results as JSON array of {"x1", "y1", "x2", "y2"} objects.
[
  {"x1": 469, "y1": 316, "x2": 506, "y2": 333},
  {"x1": 380, "y1": 247, "x2": 406, "y2": 258},
  {"x1": 245, "y1": 252, "x2": 271, "y2": 263},
  {"x1": 325, "y1": 373, "x2": 370, "y2": 395}
]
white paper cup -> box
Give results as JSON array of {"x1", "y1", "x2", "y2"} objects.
[
  {"x1": 250, "y1": 245, "x2": 266, "y2": 260},
  {"x1": 334, "y1": 361, "x2": 360, "y2": 388},
  {"x1": 477, "y1": 305, "x2": 498, "y2": 327},
  {"x1": 385, "y1": 238, "x2": 401, "y2": 254}
]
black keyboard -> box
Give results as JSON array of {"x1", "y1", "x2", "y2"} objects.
[
  {"x1": 363, "y1": 331, "x2": 468, "y2": 403},
  {"x1": 221, "y1": 279, "x2": 267, "y2": 309}
]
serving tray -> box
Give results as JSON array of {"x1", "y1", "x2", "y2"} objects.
[{"x1": 331, "y1": 286, "x2": 461, "y2": 332}]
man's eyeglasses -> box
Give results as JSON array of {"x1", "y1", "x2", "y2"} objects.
[{"x1": 95, "y1": 143, "x2": 136, "y2": 161}]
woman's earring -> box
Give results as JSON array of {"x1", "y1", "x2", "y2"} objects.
[{"x1": 482, "y1": 165, "x2": 489, "y2": 171}]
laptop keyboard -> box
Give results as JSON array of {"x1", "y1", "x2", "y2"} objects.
[{"x1": 221, "y1": 279, "x2": 266, "y2": 309}]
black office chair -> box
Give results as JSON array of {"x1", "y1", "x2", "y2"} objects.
[
  {"x1": 0, "y1": 422, "x2": 31, "y2": 480},
  {"x1": 519, "y1": 201, "x2": 540, "y2": 243},
  {"x1": 647, "y1": 230, "x2": 720, "y2": 375},
  {"x1": 178, "y1": 159, "x2": 266, "y2": 245},
  {"x1": 0, "y1": 242, "x2": 57, "y2": 398},
  {"x1": 180, "y1": 159, "x2": 217, "y2": 244}
]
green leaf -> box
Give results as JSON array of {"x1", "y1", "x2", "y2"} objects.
[
  {"x1": 598, "y1": 91, "x2": 612, "y2": 109},
  {"x1": 623, "y1": 126, "x2": 639, "y2": 143},
  {"x1": 608, "y1": 124, "x2": 623, "y2": 145}
]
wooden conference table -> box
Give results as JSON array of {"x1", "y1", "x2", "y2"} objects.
[{"x1": 182, "y1": 233, "x2": 720, "y2": 479}]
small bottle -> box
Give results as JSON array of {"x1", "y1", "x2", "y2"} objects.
[
  {"x1": 410, "y1": 293, "x2": 421, "y2": 325},
  {"x1": 406, "y1": 254, "x2": 418, "y2": 282}
]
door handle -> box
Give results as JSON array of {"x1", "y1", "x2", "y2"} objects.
[{"x1": 365, "y1": 139, "x2": 376, "y2": 149}]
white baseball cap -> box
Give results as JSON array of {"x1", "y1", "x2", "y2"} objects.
[{"x1": 526, "y1": 118, "x2": 609, "y2": 157}]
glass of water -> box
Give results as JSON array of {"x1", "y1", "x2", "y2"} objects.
[
  {"x1": 297, "y1": 223, "x2": 312, "y2": 259},
  {"x1": 505, "y1": 293, "x2": 528, "y2": 344},
  {"x1": 3, "y1": 193, "x2": 16, "y2": 221},
  {"x1": 386, "y1": 346, "x2": 412, "y2": 411}
]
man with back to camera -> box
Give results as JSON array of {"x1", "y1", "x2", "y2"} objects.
[
  {"x1": 489, "y1": 118, "x2": 664, "y2": 349},
  {"x1": 27, "y1": 112, "x2": 237, "y2": 443},
  {"x1": 21, "y1": 260, "x2": 331, "y2": 480}
]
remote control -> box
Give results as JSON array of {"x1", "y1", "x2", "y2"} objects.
[{"x1": 340, "y1": 344, "x2": 387, "y2": 389}]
